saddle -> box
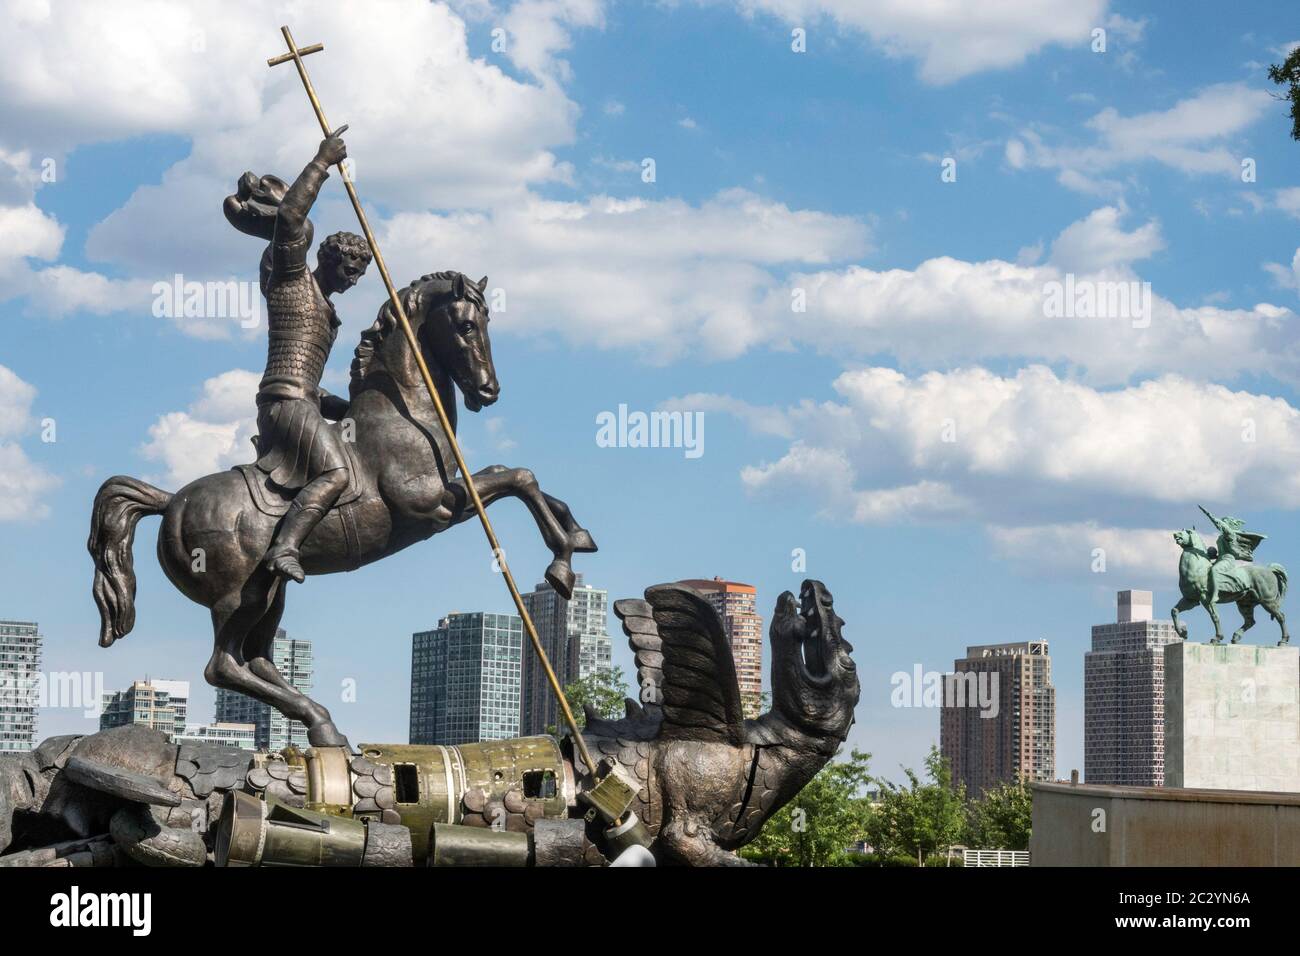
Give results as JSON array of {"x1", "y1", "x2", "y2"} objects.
[{"x1": 235, "y1": 437, "x2": 364, "y2": 517}]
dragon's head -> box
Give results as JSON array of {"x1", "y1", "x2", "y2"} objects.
[{"x1": 767, "y1": 579, "x2": 859, "y2": 742}]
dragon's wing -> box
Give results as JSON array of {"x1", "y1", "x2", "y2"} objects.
[
  {"x1": 613, "y1": 597, "x2": 666, "y2": 703},
  {"x1": 638, "y1": 584, "x2": 745, "y2": 744},
  {"x1": 600, "y1": 584, "x2": 745, "y2": 743}
]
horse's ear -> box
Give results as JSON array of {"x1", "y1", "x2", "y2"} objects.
[
  {"x1": 477, "y1": 275, "x2": 488, "y2": 291},
  {"x1": 453, "y1": 273, "x2": 465, "y2": 299}
]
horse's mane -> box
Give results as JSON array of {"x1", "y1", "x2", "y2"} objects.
[{"x1": 350, "y1": 271, "x2": 487, "y2": 389}]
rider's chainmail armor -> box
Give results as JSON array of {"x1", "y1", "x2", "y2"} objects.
[{"x1": 260, "y1": 269, "x2": 337, "y2": 401}]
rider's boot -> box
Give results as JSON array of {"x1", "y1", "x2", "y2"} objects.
[{"x1": 265, "y1": 469, "x2": 347, "y2": 582}]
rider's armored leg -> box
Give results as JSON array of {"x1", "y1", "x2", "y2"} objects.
[{"x1": 265, "y1": 468, "x2": 349, "y2": 582}]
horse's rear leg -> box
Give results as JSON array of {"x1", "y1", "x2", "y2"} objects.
[
  {"x1": 244, "y1": 581, "x2": 297, "y2": 694},
  {"x1": 1231, "y1": 602, "x2": 1256, "y2": 644},
  {"x1": 1268, "y1": 604, "x2": 1289, "y2": 646},
  {"x1": 206, "y1": 588, "x2": 347, "y2": 748}
]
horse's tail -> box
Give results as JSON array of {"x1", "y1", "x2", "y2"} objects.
[
  {"x1": 1272, "y1": 563, "x2": 1288, "y2": 599},
  {"x1": 89, "y1": 476, "x2": 173, "y2": 648}
]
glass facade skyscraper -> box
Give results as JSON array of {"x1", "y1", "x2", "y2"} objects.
[{"x1": 410, "y1": 612, "x2": 523, "y2": 745}]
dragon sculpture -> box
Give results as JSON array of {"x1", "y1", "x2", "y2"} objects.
[{"x1": 0, "y1": 579, "x2": 859, "y2": 867}]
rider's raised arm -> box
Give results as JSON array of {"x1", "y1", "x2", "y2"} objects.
[{"x1": 272, "y1": 128, "x2": 349, "y2": 277}]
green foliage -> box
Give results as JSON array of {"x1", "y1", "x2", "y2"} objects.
[
  {"x1": 741, "y1": 689, "x2": 770, "y2": 719},
  {"x1": 843, "y1": 851, "x2": 919, "y2": 867},
  {"x1": 547, "y1": 666, "x2": 629, "y2": 734},
  {"x1": 740, "y1": 748, "x2": 873, "y2": 867},
  {"x1": 966, "y1": 780, "x2": 1033, "y2": 850},
  {"x1": 1268, "y1": 46, "x2": 1300, "y2": 141},
  {"x1": 865, "y1": 747, "x2": 968, "y2": 865}
]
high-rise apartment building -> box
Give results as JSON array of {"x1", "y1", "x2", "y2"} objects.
[
  {"x1": 410, "y1": 612, "x2": 523, "y2": 745},
  {"x1": 677, "y1": 577, "x2": 764, "y2": 717},
  {"x1": 940, "y1": 641, "x2": 1055, "y2": 795},
  {"x1": 1084, "y1": 589, "x2": 1182, "y2": 786},
  {"x1": 519, "y1": 574, "x2": 611, "y2": 736},
  {"x1": 215, "y1": 629, "x2": 313, "y2": 751},
  {"x1": 0, "y1": 620, "x2": 41, "y2": 752},
  {"x1": 100, "y1": 678, "x2": 189, "y2": 737}
]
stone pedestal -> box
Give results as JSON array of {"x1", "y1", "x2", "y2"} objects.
[{"x1": 1164, "y1": 642, "x2": 1300, "y2": 792}]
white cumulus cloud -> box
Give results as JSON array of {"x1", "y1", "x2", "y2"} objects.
[
  {"x1": 140, "y1": 369, "x2": 260, "y2": 488},
  {"x1": 0, "y1": 364, "x2": 59, "y2": 521},
  {"x1": 724, "y1": 0, "x2": 1107, "y2": 84}
]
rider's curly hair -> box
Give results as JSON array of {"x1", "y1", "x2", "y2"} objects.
[{"x1": 318, "y1": 231, "x2": 372, "y2": 268}]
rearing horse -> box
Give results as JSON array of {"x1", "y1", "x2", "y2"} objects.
[{"x1": 88, "y1": 271, "x2": 596, "y2": 747}]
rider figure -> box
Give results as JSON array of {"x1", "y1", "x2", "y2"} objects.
[
  {"x1": 255, "y1": 128, "x2": 372, "y2": 582},
  {"x1": 1200, "y1": 505, "x2": 1265, "y2": 597}
]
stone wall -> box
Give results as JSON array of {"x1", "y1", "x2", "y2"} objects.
[{"x1": 1030, "y1": 781, "x2": 1300, "y2": 865}]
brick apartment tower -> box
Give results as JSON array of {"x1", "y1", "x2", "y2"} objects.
[
  {"x1": 677, "y1": 577, "x2": 764, "y2": 717},
  {"x1": 1084, "y1": 589, "x2": 1182, "y2": 786},
  {"x1": 940, "y1": 641, "x2": 1056, "y2": 795}
]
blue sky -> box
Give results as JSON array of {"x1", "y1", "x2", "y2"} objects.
[{"x1": 3, "y1": 0, "x2": 1300, "y2": 783}]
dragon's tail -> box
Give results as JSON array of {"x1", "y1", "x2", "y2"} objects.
[{"x1": 88, "y1": 476, "x2": 173, "y2": 648}]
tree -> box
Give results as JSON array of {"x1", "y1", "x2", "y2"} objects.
[
  {"x1": 741, "y1": 748, "x2": 873, "y2": 867},
  {"x1": 546, "y1": 666, "x2": 629, "y2": 734},
  {"x1": 967, "y1": 780, "x2": 1032, "y2": 850},
  {"x1": 866, "y1": 747, "x2": 968, "y2": 865},
  {"x1": 1268, "y1": 45, "x2": 1300, "y2": 141}
]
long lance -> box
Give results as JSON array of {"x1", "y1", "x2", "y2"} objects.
[{"x1": 268, "y1": 26, "x2": 599, "y2": 778}]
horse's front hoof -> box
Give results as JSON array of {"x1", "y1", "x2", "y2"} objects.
[
  {"x1": 545, "y1": 560, "x2": 576, "y2": 600},
  {"x1": 570, "y1": 529, "x2": 598, "y2": 553}
]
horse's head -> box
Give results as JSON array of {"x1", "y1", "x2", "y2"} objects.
[
  {"x1": 351, "y1": 271, "x2": 499, "y2": 411},
  {"x1": 1174, "y1": 528, "x2": 1205, "y2": 552}
]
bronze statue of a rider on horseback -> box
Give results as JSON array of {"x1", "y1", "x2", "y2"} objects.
[
  {"x1": 89, "y1": 130, "x2": 596, "y2": 748},
  {"x1": 1171, "y1": 506, "x2": 1289, "y2": 646}
]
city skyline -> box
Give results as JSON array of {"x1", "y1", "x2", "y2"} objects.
[{"x1": 7, "y1": 578, "x2": 1207, "y2": 777}]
